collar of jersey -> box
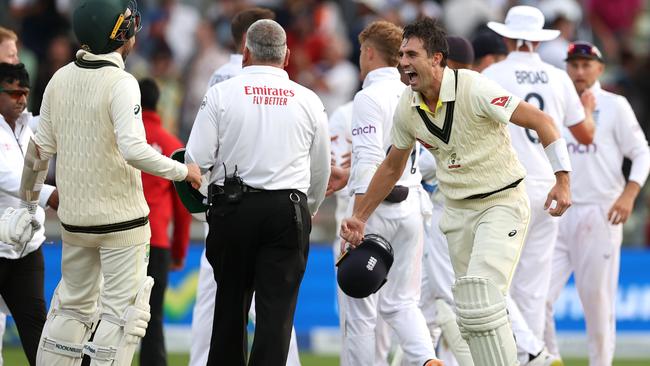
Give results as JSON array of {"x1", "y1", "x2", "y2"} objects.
[
  {"x1": 230, "y1": 54, "x2": 243, "y2": 65},
  {"x1": 411, "y1": 66, "x2": 455, "y2": 116},
  {"x1": 0, "y1": 111, "x2": 31, "y2": 134},
  {"x1": 362, "y1": 67, "x2": 400, "y2": 89},
  {"x1": 75, "y1": 49, "x2": 125, "y2": 70},
  {"x1": 589, "y1": 80, "x2": 602, "y2": 93},
  {"x1": 241, "y1": 65, "x2": 289, "y2": 79},
  {"x1": 506, "y1": 51, "x2": 542, "y2": 63}
]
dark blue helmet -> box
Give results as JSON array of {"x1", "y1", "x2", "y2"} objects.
[{"x1": 336, "y1": 234, "x2": 394, "y2": 298}]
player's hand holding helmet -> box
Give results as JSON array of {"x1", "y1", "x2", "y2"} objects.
[
  {"x1": 336, "y1": 234, "x2": 394, "y2": 298},
  {"x1": 0, "y1": 207, "x2": 38, "y2": 253}
]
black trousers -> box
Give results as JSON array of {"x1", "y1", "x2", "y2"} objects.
[
  {"x1": 140, "y1": 246, "x2": 171, "y2": 366},
  {"x1": 205, "y1": 190, "x2": 310, "y2": 366},
  {"x1": 0, "y1": 247, "x2": 46, "y2": 366}
]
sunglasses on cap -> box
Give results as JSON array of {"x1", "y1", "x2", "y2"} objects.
[
  {"x1": 565, "y1": 42, "x2": 603, "y2": 62},
  {"x1": 0, "y1": 86, "x2": 29, "y2": 100}
]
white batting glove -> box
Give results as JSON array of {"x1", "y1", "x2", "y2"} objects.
[{"x1": 0, "y1": 207, "x2": 36, "y2": 253}]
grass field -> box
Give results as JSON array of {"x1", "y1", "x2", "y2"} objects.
[{"x1": 3, "y1": 347, "x2": 650, "y2": 366}]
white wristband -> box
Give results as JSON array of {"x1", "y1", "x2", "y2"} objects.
[{"x1": 544, "y1": 138, "x2": 572, "y2": 173}]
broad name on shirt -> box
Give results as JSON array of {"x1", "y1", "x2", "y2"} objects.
[
  {"x1": 515, "y1": 70, "x2": 548, "y2": 85},
  {"x1": 244, "y1": 85, "x2": 295, "y2": 106}
]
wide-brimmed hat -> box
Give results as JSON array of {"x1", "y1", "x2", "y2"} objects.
[{"x1": 487, "y1": 6, "x2": 560, "y2": 42}]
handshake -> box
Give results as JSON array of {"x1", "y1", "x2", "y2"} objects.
[{"x1": 0, "y1": 204, "x2": 40, "y2": 253}]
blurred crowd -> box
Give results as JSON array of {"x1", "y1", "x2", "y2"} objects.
[{"x1": 2, "y1": 0, "x2": 650, "y2": 245}]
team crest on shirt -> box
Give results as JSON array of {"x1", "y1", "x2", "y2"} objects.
[
  {"x1": 447, "y1": 152, "x2": 461, "y2": 169},
  {"x1": 490, "y1": 96, "x2": 511, "y2": 108}
]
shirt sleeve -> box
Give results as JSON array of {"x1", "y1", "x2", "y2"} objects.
[
  {"x1": 615, "y1": 96, "x2": 650, "y2": 186},
  {"x1": 471, "y1": 74, "x2": 521, "y2": 125},
  {"x1": 348, "y1": 93, "x2": 387, "y2": 194},
  {"x1": 111, "y1": 77, "x2": 187, "y2": 181},
  {"x1": 185, "y1": 89, "x2": 221, "y2": 174},
  {"x1": 33, "y1": 81, "x2": 56, "y2": 160},
  {"x1": 391, "y1": 90, "x2": 416, "y2": 150},
  {"x1": 307, "y1": 95, "x2": 330, "y2": 216},
  {"x1": 307, "y1": 99, "x2": 331, "y2": 215},
  {"x1": 560, "y1": 71, "x2": 585, "y2": 127},
  {"x1": 328, "y1": 105, "x2": 352, "y2": 166}
]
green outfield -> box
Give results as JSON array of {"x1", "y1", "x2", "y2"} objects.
[{"x1": 2, "y1": 347, "x2": 650, "y2": 366}]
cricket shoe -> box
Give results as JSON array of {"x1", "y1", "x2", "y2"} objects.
[{"x1": 526, "y1": 347, "x2": 564, "y2": 366}]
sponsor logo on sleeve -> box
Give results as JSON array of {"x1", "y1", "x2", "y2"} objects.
[
  {"x1": 134, "y1": 104, "x2": 141, "y2": 115},
  {"x1": 490, "y1": 96, "x2": 511, "y2": 108},
  {"x1": 351, "y1": 125, "x2": 376, "y2": 136},
  {"x1": 200, "y1": 96, "x2": 207, "y2": 110}
]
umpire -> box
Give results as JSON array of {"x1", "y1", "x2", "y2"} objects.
[{"x1": 185, "y1": 19, "x2": 330, "y2": 366}]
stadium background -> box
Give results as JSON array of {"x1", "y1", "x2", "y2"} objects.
[{"x1": 3, "y1": 0, "x2": 650, "y2": 364}]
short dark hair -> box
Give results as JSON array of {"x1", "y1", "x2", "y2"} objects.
[
  {"x1": 231, "y1": 7, "x2": 276, "y2": 51},
  {"x1": 138, "y1": 78, "x2": 160, "y2": 111},
  {"x1": 403, "y1": 17, "x2": 448, "y2": 67},
  {"x1": 0, "y1": 62, "x2": 29, "y2": 87}
]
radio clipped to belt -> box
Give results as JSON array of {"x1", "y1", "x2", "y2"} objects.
[{"x1": 209, "y1": 164, "x2": 245, "y2": 205}]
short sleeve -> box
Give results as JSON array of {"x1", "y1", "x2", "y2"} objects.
[
  {"x1": 391, "y1": 89, "x2": 416, "y2": 149},
  {"x1": 471, "y1": 75, "x2": 521, "y2": 124}
]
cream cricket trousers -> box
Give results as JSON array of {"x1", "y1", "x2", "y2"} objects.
[{"x1": 439, "y1": 185, "x2": 530, "y2": 295}]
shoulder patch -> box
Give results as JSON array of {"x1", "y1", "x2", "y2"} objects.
[{"x1": 490, "y1": 96, "x2": 510, "y2": 107}]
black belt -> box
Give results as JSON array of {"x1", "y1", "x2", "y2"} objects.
[
  {"x1": 61, "y1": 216, "x2": 149, "y2": 234},
  {"x1": 466, "y1": 178, "x2": 523, "y2": 200}
]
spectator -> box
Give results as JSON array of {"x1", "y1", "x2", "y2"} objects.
[{"x1": 138, "y1": 77, "x2": 192, "y2": 366}]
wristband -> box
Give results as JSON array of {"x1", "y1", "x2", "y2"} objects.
[{"x1": 544, "y1": 138, "x2": 572, "y2": 173}]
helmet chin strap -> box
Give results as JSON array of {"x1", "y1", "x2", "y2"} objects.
[{"x1": 516, "y1": 39, "x2": 534, "y2": 52}]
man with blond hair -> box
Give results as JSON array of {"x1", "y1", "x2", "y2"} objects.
[{"x1": 339, "y1": 20, "x2": 440, "y2": 366}]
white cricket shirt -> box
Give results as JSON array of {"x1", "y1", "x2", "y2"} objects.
[
  {"x1": 348, "y1": 67, "x2": 422, "y2": 195},
  {"x1": 564, "y1": 81, "x2": 650, "y2": 205},
  {"x1": 186, "y1": 65, "x2": 331, "y2": 214},
  {"x1": 207, "y1": 54, "x2": 243, "y2": 88},
  {"x1": 328, "y1": 101, "x2": 354, "y2": 225},
  {"x1": 483, "y1": 52, "x2": 585, "y2": 191}
]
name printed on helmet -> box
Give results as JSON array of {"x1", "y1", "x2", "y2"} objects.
[
  {"x1": 245, "y1": 85, "x2": 295, "y2": 106},
  {"x1": 515, "y1": 70, "x2": 548, "y2": 85}
]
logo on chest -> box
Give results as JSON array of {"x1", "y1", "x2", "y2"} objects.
[{"x1": 447, "y1": 152, "x2": 461, "y2": 169}]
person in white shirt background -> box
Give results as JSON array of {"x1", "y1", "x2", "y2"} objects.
[
  {"x1": 185, "y1": 18, "x2": 330, "y2": 366},
  {"x1": 0, "y1": 62, "x2": 57, "y2": 366},
  {"x1": 188, "y1": 7, "x2": 303, "y2": 366},
  {"x1": 545, "y1": 41, "x2": 650, "y2": 366},
  {"x1": 483, "y1": 5, "x2": 595, "y2": 365}
]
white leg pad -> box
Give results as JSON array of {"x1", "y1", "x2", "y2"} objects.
[
  {"x1": 36, "y1": 291, "x2": 100, "y2": 366},
  {"x1": 435, "y1": 299, "x2": 475, "y2": 366},
  {"x1": 452, "y1": 277, "x2": 518, "y2": 366},
  {"x1": 83, "y1": 276, "x2": 154, "y2": 366}
]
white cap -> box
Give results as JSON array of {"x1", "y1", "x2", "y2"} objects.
[{"x1": 487, "y1": 5, "x2": 560, "y2": 42}]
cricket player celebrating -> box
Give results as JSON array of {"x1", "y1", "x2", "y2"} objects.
[
  {"x1": 545, "y1": 41, "x2": 650, "y2": 366},
  {"x1": 0, "y1": 0, "x2": 201, "y2": 365},
  {"x1": 340, "y1": 20, "x2": 439, "y2": 366},
  {"x1": 482, "y1": 6, "x2": 594, "y2": 365},
  {"x1": 341, "y1": 17, "x2": 572, "y2": 366}
]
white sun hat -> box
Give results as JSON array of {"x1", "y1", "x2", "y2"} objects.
[{"x1": 487, "y1": 5, "x2": 560, "y2": 42}]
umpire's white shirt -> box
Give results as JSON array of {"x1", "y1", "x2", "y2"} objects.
[
  {"x1": 565, "y1": 81, "x2": 650, "y2": 205},
  {"x1": 348, "y1": 67, "x2": 422, "y2": 195},
  {"x1": 0, "y1": 112, "x2": 55, "y2": 259},
  {"x1": 186, "y1": 65, "x2": 330, "y2": 214},
  {"x1": 483, "y1": 51, "x2": 585, "y2": 190}
]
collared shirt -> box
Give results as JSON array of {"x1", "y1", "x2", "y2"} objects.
[
  {"x1": 207, "y1": 54, "x2": 244, "y2": 88},
  {"x1": 0, "y1": 112, "x2": 55, "y2": 259},
  {"x1": 186, "y1": 65, "x2": 330, "y2": 214},
  {"x1": 348, "y1": 67, "x2": 421, "y2": 196},
  {"x1": 564, "y1": 81, "x2": 650, "y2": 205},
  {"x1": 483, "y1": 51, "x2": 585, "y2": 191},
  {"x1": 392, "y1": 67, "x2": 525, "y2": 200}
]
